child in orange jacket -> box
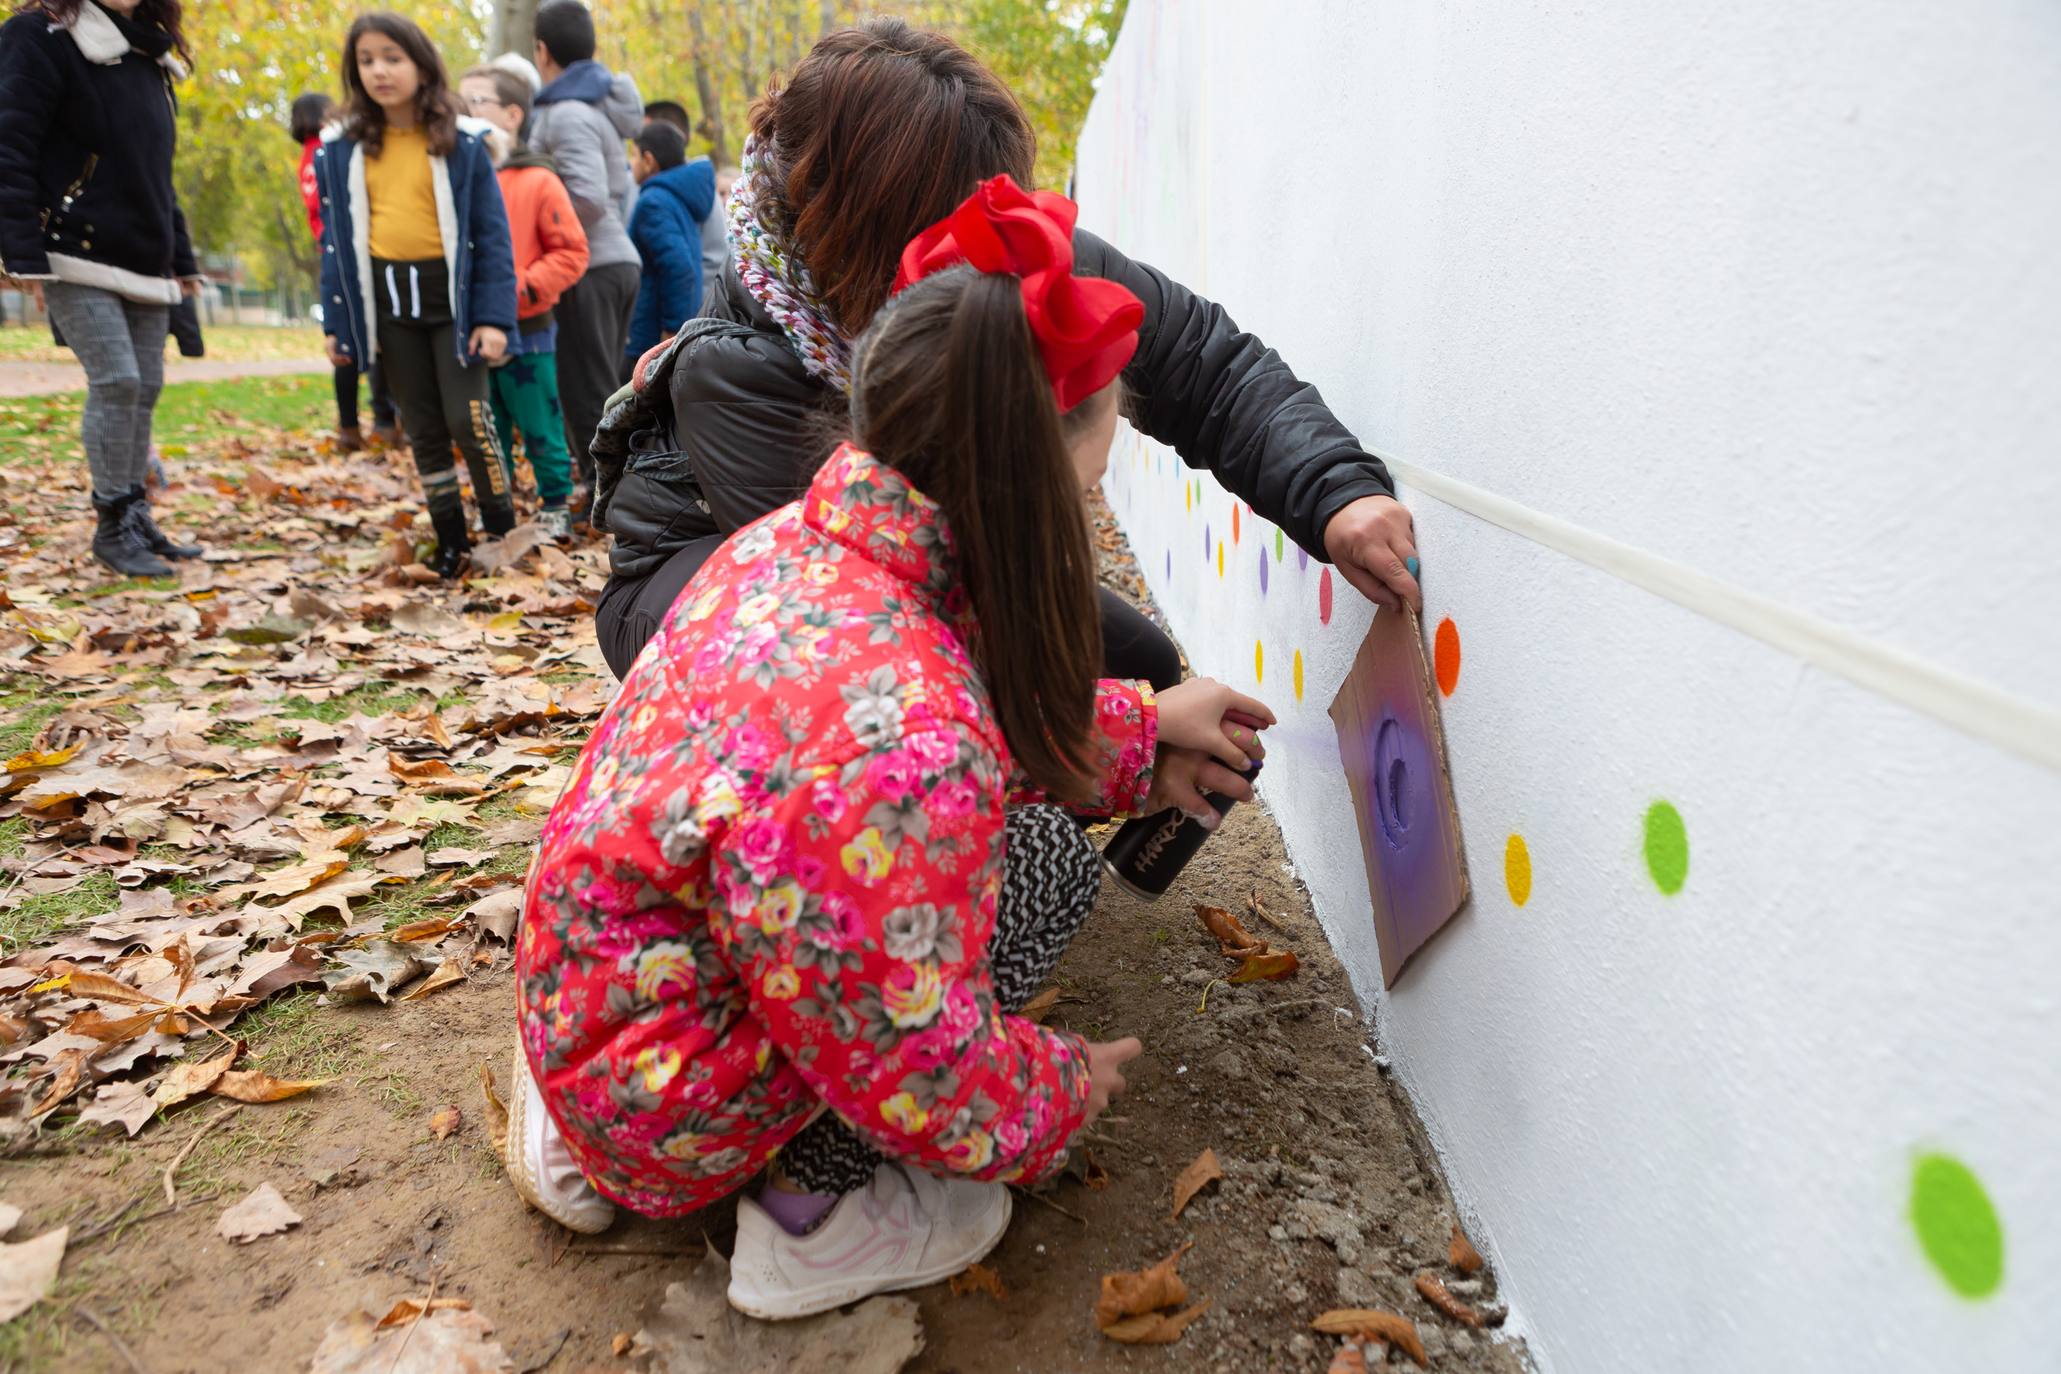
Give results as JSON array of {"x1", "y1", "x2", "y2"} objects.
[{"x1": 460, "y1": 63, "x2": 588, "y2": 541}]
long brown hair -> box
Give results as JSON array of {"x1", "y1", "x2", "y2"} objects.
[
  {"x1": 749, "y1": 19, "x2": 1036, "y2": 337},
  {"x1": 18, "y1": 0, "x2": 187, "y2": 64},
  {"x1": 850, "y1": 266, "x2": 1110, "y2": 798},
  {"x1": 339, "y1": 12, "x2": 460, "y2": 158}
]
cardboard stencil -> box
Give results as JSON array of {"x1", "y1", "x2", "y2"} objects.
[{"x1": 1329, "y1": 605, "x2": 1471, "y2": 984}]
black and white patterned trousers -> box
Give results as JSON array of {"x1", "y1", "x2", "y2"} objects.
[{"x1": 778, "y1": 803, "x2": 1104, "y2": 1195}]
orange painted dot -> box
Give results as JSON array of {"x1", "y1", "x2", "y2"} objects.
[
  {"x1": 1254, "y1": 639, "x2": 1264, "y2": 682},
  {"x1": 1292, "y1": 649, "x2": 1304, "y2": 702},
  {"x1": 1232, "y1": 504, "x2": 1242, "y2": 544},
  {"x1": 1433, "y1": 617, "x2": 1461, "y2": 695}
]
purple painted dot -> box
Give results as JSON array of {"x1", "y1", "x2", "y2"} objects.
[
  {"x1": 1319, "y1": 567, "x2": 1334, "y2": 625},
  {"x1": 1297, "y1": 547, "x2": 1310, "y2": 572},
  {"x1": 1165, "y1": 550, "x2": 1171, "y2": 580},
  {"x1": 1204, "y1": 525, "x2": 1212, "y2": 561},
  {"x1": 1258, "y1": 548, "x2": 1269, "y2": 596}
]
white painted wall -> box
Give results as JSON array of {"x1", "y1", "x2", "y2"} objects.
[{"x1": 1076, "y1": 3, "x2": 2061, "y2": 1369}]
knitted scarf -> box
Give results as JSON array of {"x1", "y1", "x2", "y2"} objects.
[{"x1": 726, "y1": 138, "x2": 854, "y2": 393}]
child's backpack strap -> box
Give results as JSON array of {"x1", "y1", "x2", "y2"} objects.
[{"x1": 591, "y1": 316, "x2": 756, "y2": 541}]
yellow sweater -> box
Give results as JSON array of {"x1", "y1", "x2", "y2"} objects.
[{"x1": 365, "y1": 126, "x2": 443, "y2": 260}]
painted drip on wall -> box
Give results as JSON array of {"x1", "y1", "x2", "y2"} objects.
[{"x1": 1077, "y1": 1, "x2": 2058, "y2": 1369}]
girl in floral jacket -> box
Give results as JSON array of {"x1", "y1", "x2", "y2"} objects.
[{"x1": 511, "y1": 176, "x2": 1273, "y2": 1319}]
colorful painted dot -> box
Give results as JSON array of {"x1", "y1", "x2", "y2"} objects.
[
  {"x1": 1204, "y1": 524, "x2": 1211, "y2": 561},
  {"x1": 1165, "y1": 550, "x2": 1171, "y2": 582},
  {"x1": 1504, "y1": 834, "x2": 1531, "y2": 906},
  {"x1": 1258, "y1": 550, "x2": 1269, "y2": 596},
  {"x1": 1433, "y1": 617, "x2": 1461, "y2": 695},
  {"x1": 1318, "y1": 567, "x2": 1334, "y2": 625},
  {"x1": 1642, "y1": 801, "x2": 1689, "y2": 894},
  {"x1": 1297, "y1": 546, "x2": 1310, "y2": 572},
  {"x1": 1254, "y1": 639, "x2": 1264, "y2": 682},
  {"x1": 1217, "y1": 542, "x2": 1225, "y2": 578},
  {"x1": 1275, "y1": 528, "x2": 1285, "y2": 562},
  {"x1": 1232, "y1": 504, "x2": 1242, "y2": 545},
  {"x1": 1292, "y1": 649, "x2": 1304, "y2": 702},
  {"x1": 1185, "y1": 482, "x2": 1192, "y2": 512},
  {"x1": 1910, "y1": 1153, "x2": 2004, "y2": 1299}
]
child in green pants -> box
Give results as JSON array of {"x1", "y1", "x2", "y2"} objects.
[{"x1": 461, "y1": 63, "x2": 590, "y2": 541}]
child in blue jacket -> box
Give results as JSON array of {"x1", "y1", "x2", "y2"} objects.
[
  {"x1": 622, "y1": 119, "x2": 714, "y2": 374},
  {"x1": 315, "y1": 12, "x2": 520, "y2": 578}
]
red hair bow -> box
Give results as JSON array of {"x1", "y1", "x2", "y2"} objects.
[{"x1": 892, "y1": 175, "x2": 1144, "y2": 411}]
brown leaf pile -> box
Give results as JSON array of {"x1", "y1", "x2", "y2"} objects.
[
  {"x1": 1312, "y1": 1309, "x2": 1426, "y2": 1365},
  {"x1": 1414, "y1": 1271, "x2": 1484, "y2": 1327},
  {"x1": 1194, "y1": 904, "x2": 1300, "y2": 983},
  {"x1": 0, "y1": 429, "x2": 611, "y2": 1150},
  {"x1": 1095, "y1": 1242, "x2": 1211, "y2": 1345},
  {"x1": 1450, "y1": 1222, "x2": 1485, "y2": 1274}
]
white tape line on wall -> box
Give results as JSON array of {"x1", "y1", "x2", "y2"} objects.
[{"x1": 1385, "y1": 459, "x2": 2061, "y2": 775}]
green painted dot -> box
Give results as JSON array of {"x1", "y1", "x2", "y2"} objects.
[
  {"x1": 1642, "y1": 801, "x2": 1688, "y2": 894},
  {"x1": 1911, "y1": 1153, "x2": 2004, "y2": 1299},
  {"x1": 1274, "y1": 528, "x2": 1284, "y2": 561}
]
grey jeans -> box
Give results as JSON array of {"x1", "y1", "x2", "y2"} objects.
[{"x1": 42, "y1": 281, "x2": 168, "y2": 502}]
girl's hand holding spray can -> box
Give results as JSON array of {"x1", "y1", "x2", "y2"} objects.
[{"x1": 1106, "y1": 676, "x2": 1274, "y2": 899}]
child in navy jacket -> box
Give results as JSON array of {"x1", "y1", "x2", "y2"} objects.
[
  {"x1": 315, "y1": 12, "x2": 519, "y2": 578},
  {"x1": 622, "y1": 119, "x2": 713, "y2": 372}
]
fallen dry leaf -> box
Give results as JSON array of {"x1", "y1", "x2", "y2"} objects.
[
  {"x1": 217, "y1": 1181, "x2": 302, "y2": 1243},
  {"x1": 479, "y1": 1061, "x2": 510, "y2": 1155},
  {"x1": 1312, "y1": 1310, "x2": 1426, "y2": 1365},
  {"x1": 398, "y1": 957, "x2": 465, "y2": 1002},
  {"x1": 948, "y1": 1261, "x2": 1006, "y2": 1302},
  {"x1": 154, "y1": 1043, "x2": 242, "y2": 1110},
  {"x1": 1101, "y1": 1300, "x2": 1212, "y2": 1345},
  {"x1": 1171, "y1": 1147, "x2": 1223, "y2": 1219},
  {"x1": 1450, "y1": 1222, "x2": 1485, "y2": 1275},
  {"x1": 211, "y1": 1069, "x2": 328, "y2": 1103},
  {"x1": 1018, "y1": 986, "x2": 1061, "y2": 1024},
  {"x1": 1415, "y1": 1271, "x2": 1484, "y2": 1327},
  {"x1": 1228, "y1": 949, "x2": 1301, "y2": 983},
  {"x1": 1080, "y1": 1147, "x2": 1112, "y2": 1191},
  {"x1": 310, "y1": 1305, "x2": 513, "y2": 1373},
  {"x1": 610, "y1": 1332, "x2": 634, "y2": 1356},
  {"x1": 429, "y1": 1104, "x2": 462, "y2": 1140},
  {"x1": 1194, "y1": 903, "x2": 1265, "y2": 957},
  {"x1": 1096, "y1": 1242, "x2": 1205, "y2": 1345},
  {"x1": 376, "y1": 1295, "x2": 474, "y2": 1328},
  {"x1": 27, "y1": 1047, "x2": 88, "y2": 1116},
  {"x1": 1327, "y1": 1339, "x2": 1373, "y2": 1374},
  {"x1": 76, "y1": 1079, "x2": 158, "y2": 1137},
  {"x1": 0, "y1": 1226, "x2": 67, "y2": 1323}
]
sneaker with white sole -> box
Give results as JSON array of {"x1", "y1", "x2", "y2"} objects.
[
  {"x1": 502, "y1": 1043, "x2": 615, "y2": 1234},
  {"x1": 726, "y1": 1163, "x2": 1012, "y2": 1320},
  {"x1": 537, "y1": 506, "x2": 573, "y2": 543}
]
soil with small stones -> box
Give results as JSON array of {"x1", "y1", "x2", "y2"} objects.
[{"x1": 0, "y1": 465, "x2": 1529, "y2": 1371}]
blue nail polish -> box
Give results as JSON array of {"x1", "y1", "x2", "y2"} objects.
[{"x1": 1405, "y1": 556, "x2": 1421, "y2": 578}]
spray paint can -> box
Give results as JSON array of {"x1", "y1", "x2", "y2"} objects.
[{"x1": 1103, "y1": 754, "x2": 1264, "y2": 901}]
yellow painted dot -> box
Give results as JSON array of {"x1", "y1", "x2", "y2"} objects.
[
  {"x1": 1185, "y1": 483, "x2": 1192, "y2": 512},
  {"x1": 1254, "y1": 640, "x2": 1264, "y2": 682},
  {"x1": 1292, "y1": 649, "x2": 1304, "y2": 702},
  {"x1": 1217, "y1": 543, "x2": 1225, "y2": 577},
  {"x1": 1505, "y1": 834, "x2": 1532, "y2": 907}
]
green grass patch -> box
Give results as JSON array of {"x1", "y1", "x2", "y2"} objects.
[
  {"x1": 278, "y1": 682, "x2": 435, "y2": 725},
  {"x1": 243, "y1": 991, "x2": 363, "y2": 1080},
  {"x1": 0, "y1": 374, "x2": 330, "y2": 461},
  {"x1": 0, "y1": 693, "x2": 61, "y2": 760},
  {"x1": 1, "y1": 869, "x2": 116, "y2": 955}
]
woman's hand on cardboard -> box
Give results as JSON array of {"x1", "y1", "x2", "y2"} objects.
[
  {"x1": 1155, "y1": 677, "x2": 1274, "y2": 770},
  {"x1": 1083, "y1": 1036, "x2": 1142, "y2": 1126},
  {"x1": 1323, "y1": 493, "x2": 1421, "y2": 611}
]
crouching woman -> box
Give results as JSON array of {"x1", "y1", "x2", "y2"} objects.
[{"x1": 509, "y1": 178, "x2": 1272, "y2": 1319}]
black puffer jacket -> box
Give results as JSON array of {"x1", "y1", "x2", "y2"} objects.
[
  {"x1": 602, "y1": 228, "x2": 1395, "y2": 584},
  {"x1": 0, "y1": 4, "x2": 197, "y2": 298}
]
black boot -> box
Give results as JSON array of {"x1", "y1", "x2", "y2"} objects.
[
  {"x1": 91, "y1": 490, "x2": 172, "y2": 577},
  {"x1": 427, "y1": 503, "x2": 471, "y2": 580},
  {"x1": 123, "y1": 485, "x2": 201, "y2": 559},
  {"x1": 480, "y1": 499, "x2": 516, "y2": 539}
]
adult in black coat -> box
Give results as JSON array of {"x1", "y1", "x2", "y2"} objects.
[
  {"x1": 0, "y1": 0, "x2": 203, "y2": 574},
  {"x1": 597, "y1": 22, "x2": 1421, "y2": 721}
]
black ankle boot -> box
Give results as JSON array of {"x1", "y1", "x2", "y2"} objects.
[
  {"x1": 123, "y1": 485, "x2": 201, "y2": 559},
  {"x1": 428, "y1": 504, "x2": 471, "y2": 580},
  {"x1": 91, "y1": 491, "x2": 172, "y2": 577}
]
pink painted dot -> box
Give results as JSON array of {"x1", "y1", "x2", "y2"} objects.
[{"x1": 1318, "y1": 567, "x2": 1333, "y2": 625}]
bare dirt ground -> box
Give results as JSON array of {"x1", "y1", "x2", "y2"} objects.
[{"x1": 0, "y1": 399, "x2": 1528, "y2": 1372}]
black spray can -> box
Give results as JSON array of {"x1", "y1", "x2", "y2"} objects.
[{"x1": 1103, "y1": 759, "x2": 1262, "y2": 901}]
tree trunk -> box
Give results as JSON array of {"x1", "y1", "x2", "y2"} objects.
[
  {"x1": 687, "y1": 4, "x2": 730, "y2": 165},
  {"x1": 489, "y1": 0, "x2": 542, "y2": 59},
  {"x1": 819, "y1": 0, "x2": 837, "y2": 39}
]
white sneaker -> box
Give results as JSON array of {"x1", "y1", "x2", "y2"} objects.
[
  {"x1": 503, "y1": 1044, "x2": 615, "y2": 1234},
  {"x1": 726, "y1": 1163, "x2": 1012, "y2": 1320}
]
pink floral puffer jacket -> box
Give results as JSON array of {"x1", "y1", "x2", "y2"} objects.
[{"x1": 517, "y1": 445, "x2": 1157, "y2": 1216}]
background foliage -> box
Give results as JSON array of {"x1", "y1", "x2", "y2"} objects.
[{"x1": 175, "y1": 0, "x2": 1127, "y2": 296}]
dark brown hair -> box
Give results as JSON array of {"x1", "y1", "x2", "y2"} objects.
[
  {"x1": 340, "y1": 12, "x2": 459, "y2": 158},
  {"x1": 18, "y1": 0, "x2": 187, "y2": 63},
  {"x1": 749, "y1": 18, "x2": 1036, "y2": 337},
  {"x1": 850, "y1": 266, "x2": 1113, "y2": 799}
]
